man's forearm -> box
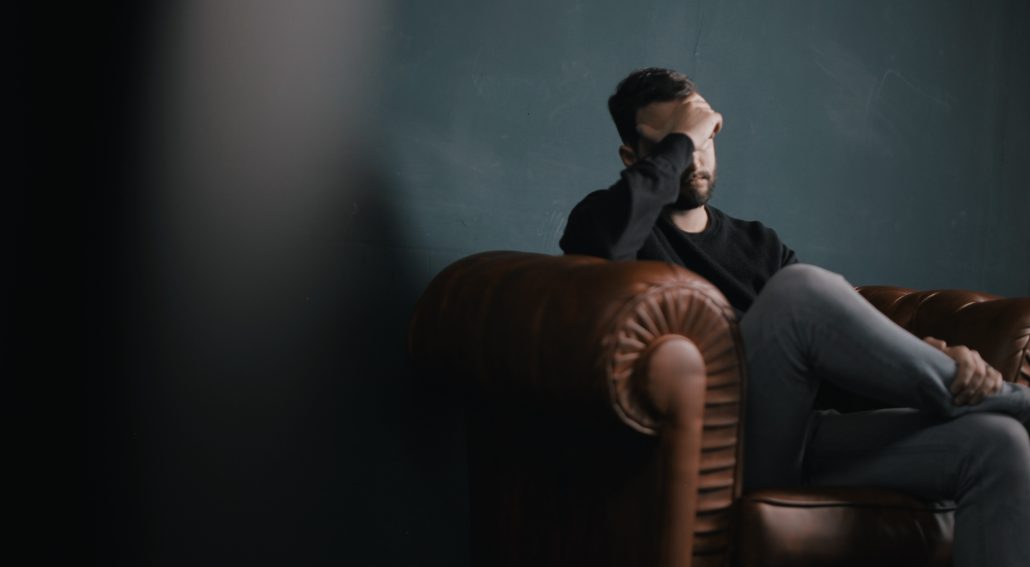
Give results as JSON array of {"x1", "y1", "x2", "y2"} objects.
[{"x1": 560, "y1": 134, "x2": 694, "y2": 259}]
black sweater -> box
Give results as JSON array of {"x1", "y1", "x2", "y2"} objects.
[{"x1": 560, "y1": 133, "x2": 797, "y2": 315}]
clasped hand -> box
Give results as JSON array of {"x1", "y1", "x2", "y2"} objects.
[{"x1": 923, "y1": 336, "x2": 1004, "y2": 406}]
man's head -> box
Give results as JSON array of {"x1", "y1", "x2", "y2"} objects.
[{"x1": 608, "y1": 67, "x2": 717, "y2": 210}]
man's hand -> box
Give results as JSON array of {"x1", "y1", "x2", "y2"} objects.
[
  {"x1": 923, "y1": 336, "x2": 1004, "y2": 406},
  {"x1": 636, "y1": 93, "x2": 723, "y2": 150}
]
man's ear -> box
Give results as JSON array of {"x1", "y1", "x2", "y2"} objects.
[{"x1": 618, "y1": 144, "x2": 638, "y2": 168}]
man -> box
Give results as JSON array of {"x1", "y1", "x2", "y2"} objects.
[{"x1": 560, "y1": 67, "x2": 1030, "y2": 566}]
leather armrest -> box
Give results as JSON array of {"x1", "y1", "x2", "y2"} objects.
[
  {"x1": 408, "y1": 251, "x2": 743, "y2": 435},
  {"x1": 858, "y1": 286, "x2": 1030, "y2": 384}
]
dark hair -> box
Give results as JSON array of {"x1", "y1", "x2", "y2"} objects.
[{"x1": 608, "y1": 67, "x2": 695, "y2": 149}]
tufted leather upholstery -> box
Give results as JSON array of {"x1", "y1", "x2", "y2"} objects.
[
  {"x1": 857, "y1": 286, "x2": 1030, "y2": 386},
  {"x1": 408, "y1": 252, "x2": 1030, "y2": 566}
]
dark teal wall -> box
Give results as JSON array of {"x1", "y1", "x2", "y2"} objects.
[{"x1": 370, "y1": 0, "x2": 1029, "y2": 296}]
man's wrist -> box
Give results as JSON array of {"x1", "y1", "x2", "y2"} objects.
[{"x1": 652, "y1": 133, "x2": 694, "y2": 171}]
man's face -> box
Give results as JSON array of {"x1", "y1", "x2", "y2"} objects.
[{"x1": 630, "y1": 98, "x2": 718, "y2": 210}]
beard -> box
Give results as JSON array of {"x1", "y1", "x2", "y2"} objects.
[{"x1": 670, "y1": 167, "x2": 716, "y2": 211}]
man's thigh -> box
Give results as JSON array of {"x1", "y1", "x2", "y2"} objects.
[
  {"x1": 806, "y1": 409, "x2": 1030, "y2": 566},
  {"x1": 806, "y1": 408, "x2": 994, "y2": 499}
]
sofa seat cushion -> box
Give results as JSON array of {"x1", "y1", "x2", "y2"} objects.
[{"x1": 737, "y1": 488, "x2": 954, "y2": 567}]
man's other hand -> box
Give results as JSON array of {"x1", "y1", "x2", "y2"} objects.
[
  {"x1": 636, "y1": 93, "x2": 723, "y2": 150},
  {"x1": 923, "y1": 336, "x2": 1004, "y2": 406}
]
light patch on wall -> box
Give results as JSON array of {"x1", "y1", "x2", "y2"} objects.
[{"x1": 145, "y1": 0, "x2": 385, "y2": 316}]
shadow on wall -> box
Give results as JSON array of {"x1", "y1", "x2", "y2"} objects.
[
  {"x1": 51, "y1": 1, "x2": 472, "y2": 564},
  {"x1": 79, "y1": 146, "x2": 468, "y2": 566},
  {"x1": 335, "y1": 159, "x2": 470, "y2": 567}
]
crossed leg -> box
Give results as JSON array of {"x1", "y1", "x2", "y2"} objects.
[
  {"x1": 805, "y1": 409, "x2": 1030, "y2": 566},
  {"x1": 739, "y1": 264, "x2": 1030, "y2": 566}
]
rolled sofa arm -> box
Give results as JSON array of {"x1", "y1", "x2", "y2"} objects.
[
  {"x1": 409, "y1": 251, "x2": 747, "y2": 565},
  {"x1": 858, "y1": 286, "x2": 1030, "y2": 385},
  {"x1": 408, "y1": 251, "x2": 744, "y2": 436}
]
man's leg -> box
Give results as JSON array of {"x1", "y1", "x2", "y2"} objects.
[
  {"x1": 805, "y1": 409, "x2": 1030, "y2": 567},
  {"x1": 740, "y1": 263, "x2": 1030, "y2": 489}
]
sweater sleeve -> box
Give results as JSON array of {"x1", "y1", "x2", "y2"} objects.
[
  {"x1": 763, "y1": 224, "x2": 798, "y2": 269},
  {"x1": 781, "y1": 241, "x2": 799, "y2": 267},
  {"x1": 559, "y1": 134, "x2": 695, "y2": 260}
]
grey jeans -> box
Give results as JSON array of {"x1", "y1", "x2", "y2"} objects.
[{"x1": 740, "y1": 264, "x2": 1030, "y2": 567}]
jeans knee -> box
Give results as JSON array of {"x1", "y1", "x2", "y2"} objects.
[
  {"x1": 963, "y1": 414, "x2": 1030, "y2": 480},
  {"x1": 761, "y1": 264, "x2": 849, "y2": 312},
  {"x1": 771, "y1": 264, "x2": 842, "y2": 290}
]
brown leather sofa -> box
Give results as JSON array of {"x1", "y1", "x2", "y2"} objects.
[{"x1": 408, "y1": 251, "x2": 1030, "y2": 567}]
